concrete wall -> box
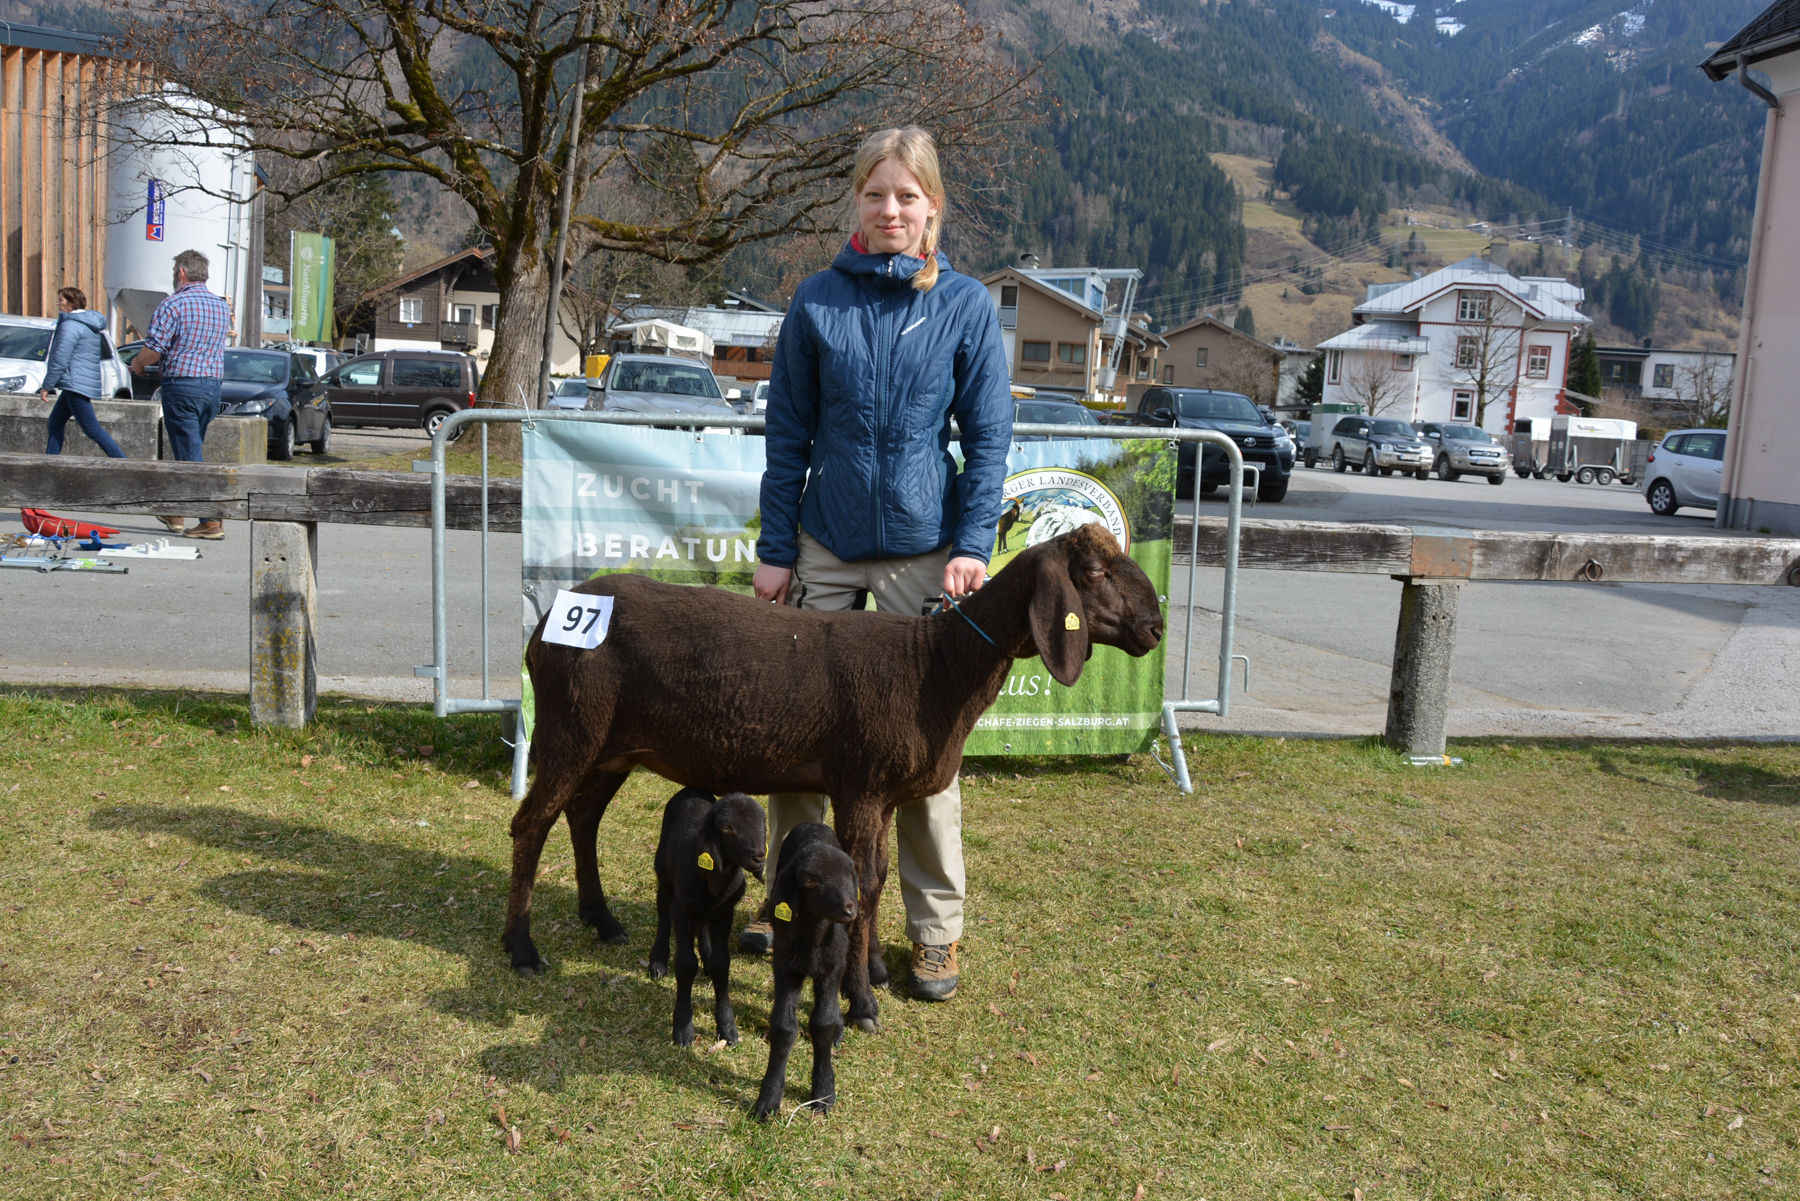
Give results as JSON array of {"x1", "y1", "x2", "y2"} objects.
[
  {"x1": 0, "y1": 392, "x2": 160, "y2": 458},
  {"x1": 0, "y1": 392, "x2": 264, "y2": 463}
]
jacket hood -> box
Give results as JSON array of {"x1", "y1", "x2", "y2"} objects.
[
  {"x1": 830, "y1": 239, "x2": 952, "y2": 286},
  {"x1": 64, "y1": 310, "x2": 107, "y2": 332}
]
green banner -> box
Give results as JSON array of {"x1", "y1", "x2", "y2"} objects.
[
  {"x1": 289, "y1": 231, "x2": 336, "y2": 343},
  {"x1": 519, "y1": 422, "x2": 1173, "y2": 756}
]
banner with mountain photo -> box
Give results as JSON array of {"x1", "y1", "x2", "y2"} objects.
[
  {"x1": 288, "y1": 232, "x2": 336, "y2": 343},
  {"x1": 519, "y1": 421, "x2": 1173, "y2": 754}
]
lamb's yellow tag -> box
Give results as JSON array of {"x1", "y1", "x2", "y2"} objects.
[
  {"x1": 696, "y1": 852, "x2": 714, "y2": 871},
  {"x1": 1064, "y1": 611, "x2": 1081, "y2": 631},
  {"x1": 774, "y1": 902, "x2": 793, "y2": 922}
]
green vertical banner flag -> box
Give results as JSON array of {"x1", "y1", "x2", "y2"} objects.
[
  {"x1": 289, "y1": 231, "x2": 336, "y2": 343},
  {"x1": 520, "y1": 422, "x2": 1173, "y2": 755}
]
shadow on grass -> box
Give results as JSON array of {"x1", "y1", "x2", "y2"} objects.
[
  {"x1": 89, "y1": 801, "x2": 770, "y2": 1105},
  {"x1": 1448, "y1": 736, "x2": 1800, "y2": 807}
]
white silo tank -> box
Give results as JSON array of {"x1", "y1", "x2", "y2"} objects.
[{"x1": 105, "y1": 86, "x2": 257, "y2": 342}]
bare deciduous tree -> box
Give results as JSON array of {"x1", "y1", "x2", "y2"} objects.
[
  {"x1": 120, "y1": 0, "x2": 1032, "y2": 416},
  {"x1": 1344, "y1": 354, "x2": 1413, "y2": 418},
  {"x1": 1667, "y1": 352, "x2": 1734, "y2": 428},
  {"x1": 1445, "y1": 293, "x2": 1522, "y2": 426}
]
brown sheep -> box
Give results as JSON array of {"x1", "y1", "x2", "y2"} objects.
[{"x1": 504, "y1": 523, "x2": 1164, "y2": 1032}]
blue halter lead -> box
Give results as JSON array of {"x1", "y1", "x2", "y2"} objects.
[{"x1": 937, "y1": 592, "x2": 997, "y2": 648}]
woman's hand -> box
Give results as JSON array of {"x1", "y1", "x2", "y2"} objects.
[
  {"x1": 753, "y1": 563, "x2": 793, "y2": 605},
  {"x1": 39, "y1": 390, "x2": 52, "y2": 403},
  {"x1": 942, "y1": 555, "x2": 987, "y2": 598}
]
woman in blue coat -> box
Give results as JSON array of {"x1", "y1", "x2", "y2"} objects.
[
  {"x1": 40, "y1": 287, "x2": 125, "y2": 458},
  {"x1": 747, "y1": 126, "x2": 1013, "y2": 1004}
]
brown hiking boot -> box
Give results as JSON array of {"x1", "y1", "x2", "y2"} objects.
[
  {"x1": 737, "y1": 919, "x2": 773, "y2": 954},
  {"x1": 157, "y1": 515, "x2": 186, "y2": 533},
  {"x1": 183, "y1": 520, "x2": 225, "y2": 541},
  {"x1": 908, "y1": 941, "x2": 959, "y2": 1001}
]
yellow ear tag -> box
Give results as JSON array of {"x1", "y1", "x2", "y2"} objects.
[
  {"x1": 1064, "y1": 611, "x2": 1081, "y2": 631},
  {"x1": 696, "y1": 852, "x2": 714, "y2": 871},
  {"x1": 774, "y1": 902, "x2": 793, "y2": 922}
]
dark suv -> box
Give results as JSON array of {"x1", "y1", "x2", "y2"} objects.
[
  {"x1": 321, "y1": 350, "x2": 478, "y2": 436},
  {"x1": 1116, "y1": 386, "x2": 1295, "y2": 501}
]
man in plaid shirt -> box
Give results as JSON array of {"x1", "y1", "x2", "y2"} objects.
[{"x1": 133, "y1": 249, "x2": 232, "y2": 540}]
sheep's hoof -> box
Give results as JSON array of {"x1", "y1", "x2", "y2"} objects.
[
  {"x1": 867, "y1": 954, "x2": 889, "y2": 987},
  {"x1": 854, "y1": 1016, "x2": 881, "y2": 1035},
  {"x1": 673, "y1": 1026, "x2": 696, "y2": 1048},
  {"x1": 647, "y1": 961, "x2": 667, "y2": 980},
  {"x1": 583, "y1": 907, "x2": 629, "y2": 945},
  {"x1": 513, "y1": 961, "x2": 542, "y2": 977}
]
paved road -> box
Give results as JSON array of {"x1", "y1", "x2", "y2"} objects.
[{"x1": 4, "y1": 441, "x2": 1796, "y2": 742}]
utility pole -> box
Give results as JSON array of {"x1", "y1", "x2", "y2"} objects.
[{"x1": 537, "y1": 0, "x2": 598, "y2": 409}]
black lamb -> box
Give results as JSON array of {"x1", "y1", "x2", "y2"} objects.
[
  {"x1": 752, "y1": 822, "x2": 859, "y2": 1121},
  {"x1": 649, "y1": 788, "x2": 767, "y2": 1047}
]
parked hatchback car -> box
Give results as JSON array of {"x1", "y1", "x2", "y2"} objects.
[
  {"x1": 0, "y1": 314, "x2": 132, "y2": 400},
  {"x1": 1642, "y1": 428, "x2": 1726, "y2": 517},
  {"x1": 1013, "y1": 396, "x2": 1103, "y2": 439},
  {"x1": 1414, "y1": 421, "x2": 1510, "y2": 485},
  {"x1": 320, "y1": 349, "x2": 478, "y2": 436},
  {"x1": 212, "y1": 347, "x2": 333, "y2": 459}
]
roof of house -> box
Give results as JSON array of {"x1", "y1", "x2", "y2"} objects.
[
  {"x1": 0, "y1": 22, "x2": 111, "y2": 55},
  {"x1": 1702, "y1": 0, "x2": 1800, "y2": 80},
  {"x1": 981, "y1": 267, "x2": 1165, "y2": 346},
  {"x1": 1159, "y1": 313, "x2": 1279, "y2": 357},
  {"x1": 1316, "y1": 321, "x2": 1433, "y2": 354},
  {"x1": 364, "y1": 247, "x2": 494, "y2": 299},
  {"x1": 1353, "y1": 256, "x2": 1590, "y2": 325}
]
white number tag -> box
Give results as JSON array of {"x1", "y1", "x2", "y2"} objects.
[{"x1": 542, "y1": 589, "x2": 614, "y2": 649}]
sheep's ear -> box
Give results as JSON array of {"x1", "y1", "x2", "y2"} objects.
[{"x1": 1029, "y1": 545, "x2": 1090, "y2": 687}]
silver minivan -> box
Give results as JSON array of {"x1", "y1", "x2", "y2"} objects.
[{"x1": 1642, "y1": 428, "x2": 1726, "y2": 516}]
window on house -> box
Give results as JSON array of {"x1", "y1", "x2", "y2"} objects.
[
  {"x1": 1456, "y1": 335, "x2": 1480, "y2": 370},
  {"x1": 1652, "y1": 363, "x2": 1675, "y2": 390},
  {"x1": 398, "y1": 296, "x2": 423, "y2": 324},
  {"x1": 1326, "y1": 350, "x2": 1342, "y2": 384},
  {"x1": 1162, "y1": 365, "x2": 1174, "y2": 383},
  {"x1": 1058, "y1": 342, "x2": 1087, "y2": 365},
  {"x1": 449, "y1": 304, "x2": 476, "y2": 326},
  {"x1": 1392, "y1": 353, "x2": 1414, "y2": 372},
  {"x1": 1452, "y1": 390, "x2": 1474, "y2": 421},
  {"x1": 998, "y1": 285, "x2": 1019, "y2": 330},
  {"x1": 1195, "y1": 347, "x2": 1209, "y2": 368},
  {"x1": 1457, "y1": 291, "x2": 1489, "y2": 322},
  {"x1": 1021, "y1": 341, "x2": 1050, "y2": 363},
  {"x1": 1136, "y1": 355, "x2": 1150, "y2": 379},
  {"x1": 481, "y1": 304, "x2": 499, "y2": 329},
  {"x1": 1526, "y1": 345, "x2": 1551, "y2": 379}
]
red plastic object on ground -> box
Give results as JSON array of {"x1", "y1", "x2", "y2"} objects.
[{"x1": 19, "y1": 509, "x2": 121, "y2": 539}]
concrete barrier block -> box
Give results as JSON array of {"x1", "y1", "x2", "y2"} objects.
[
  {"x1": 0, "y1": 391, "x2": 162, "y2": 459},
  {"x1": 163, "y1": 414, "x2": 268, "y2": 465}
]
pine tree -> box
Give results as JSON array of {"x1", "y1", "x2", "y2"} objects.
[{"x1": 1234, "y1": 306, "x2": 1257, "y2": 337}]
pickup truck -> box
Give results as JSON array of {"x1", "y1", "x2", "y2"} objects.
[
  {"x1": 1109, "y1": 386, "x2": 1294, "y2": 501},
  {"x1": 1319, "y1": 415, "x2": 1432, "y2": 477}
]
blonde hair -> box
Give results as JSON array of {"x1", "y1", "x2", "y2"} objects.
[{"x1": 852, "y1": 126, "x2": 945, "y2": 292}]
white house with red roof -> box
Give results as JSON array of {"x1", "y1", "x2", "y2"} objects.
[{"x1": 1316, "y1": 256, "x2": 1592, "y2": 433}]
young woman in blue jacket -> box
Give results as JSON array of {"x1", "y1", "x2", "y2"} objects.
[
  {"x1": 40, "y1": 287, "x2": 126, "y2": 458},
  {"x1": 748, "y1": 126, "x2": 1013, "y2": 1003}
]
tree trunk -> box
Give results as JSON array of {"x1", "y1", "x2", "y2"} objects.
[{"x1": 476, "y1": 244, "x2": 553, "y2": 459}]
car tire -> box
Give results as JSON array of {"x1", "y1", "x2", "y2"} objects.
[
  {"x1": 1257, "y1": 476, "x2": 1289, "y2": 503},
  {"x1": 1533, "y1": 469, "x2": 1549, "y2": 480},
  {"x1": 1576, "y1": 466, "x2": 1596, "y2": 485},
  {"x1": 1595, "y1": 468, "x2": 1615, "y2": 486},
  {"x1": 1332, "y1": 446, "x2": 1347, "y2": 473},
  {"x1": 1200, "y1": 482, "x2": 1219, "y2": 496},
  {"x1": 1363, "y1": 450, "x2": 1377, "y2": 475},
  {"x1": 1514, "y1": 467, "x2": 1530, "y2": 478},
  {"x1": 270, "y1": 416, "x2": 295, "y2": 461},
  {"x1": 1485, "y1": 472, "x2": 1504, "y2": 486},
  {"x1": 423, "y1": 409, "x2": 451, "y2": 438},
  {"x1": 310, "y1": 417, "x2": 332, "y2": 456},
  {"x1": 1555, "y1": 474, "x2": 1573, "y2": 483},
  {"x1": 1415, "y1": 468, "x2": 1430, "y2": 481},
  {"x1": 1436, "y1": 455, "x2": 1460, "y2": 482},
  {"x1": 1646, "y1": 479, "x2": 1679, "y2": 517},
  {"x1": 1304, "y1": 449, "x2": 1318, "y2": 469}
]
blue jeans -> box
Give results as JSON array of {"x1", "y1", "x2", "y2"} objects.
[
  {"x1": 46, "y1": 390, "x2": 125, "y2": 458},
  {"x1": 160, "y1": 376, "x2": 222, "y2": 462}
]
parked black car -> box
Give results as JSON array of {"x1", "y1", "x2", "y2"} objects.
[
  {"x1": 321, "y1": 349, "x2": 479, "y2": 436},
  {"x1": 1112, "y1": 386, "x2": 1295, "y2": 501},
  {"x1": 213, "y1": 347, "x2": 332, "y2": 459},
  {"x1": 116, "y1": 339, "x2": 161, "y2": 400}
]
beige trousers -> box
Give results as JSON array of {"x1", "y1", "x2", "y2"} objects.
[{"x1": 765, "y1": 530, "x2": 965, "y2": 946}]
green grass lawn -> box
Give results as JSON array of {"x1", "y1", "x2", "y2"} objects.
[{"x1": 3, "y1": 687, "x2": 1797, "y2": 1199}]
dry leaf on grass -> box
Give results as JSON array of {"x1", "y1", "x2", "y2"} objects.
[
  {"x1": 1729, "y1": 1115, "x2": 1745, "y2": 1130},
  {"x1": 1133, "y1": 1187, "x2": 1146, "y2": 1200},
  {"x1": 1206, "y1": 1037, "x2": 1230, "y2": 1053}
]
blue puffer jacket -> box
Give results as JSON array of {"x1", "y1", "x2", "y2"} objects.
[
  {"x1": 41, "y1": 310, "x2": 109, "y2": 400},
  {"x1": 757, "y1": 242, "x2": 1013, "y2": 569}
]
